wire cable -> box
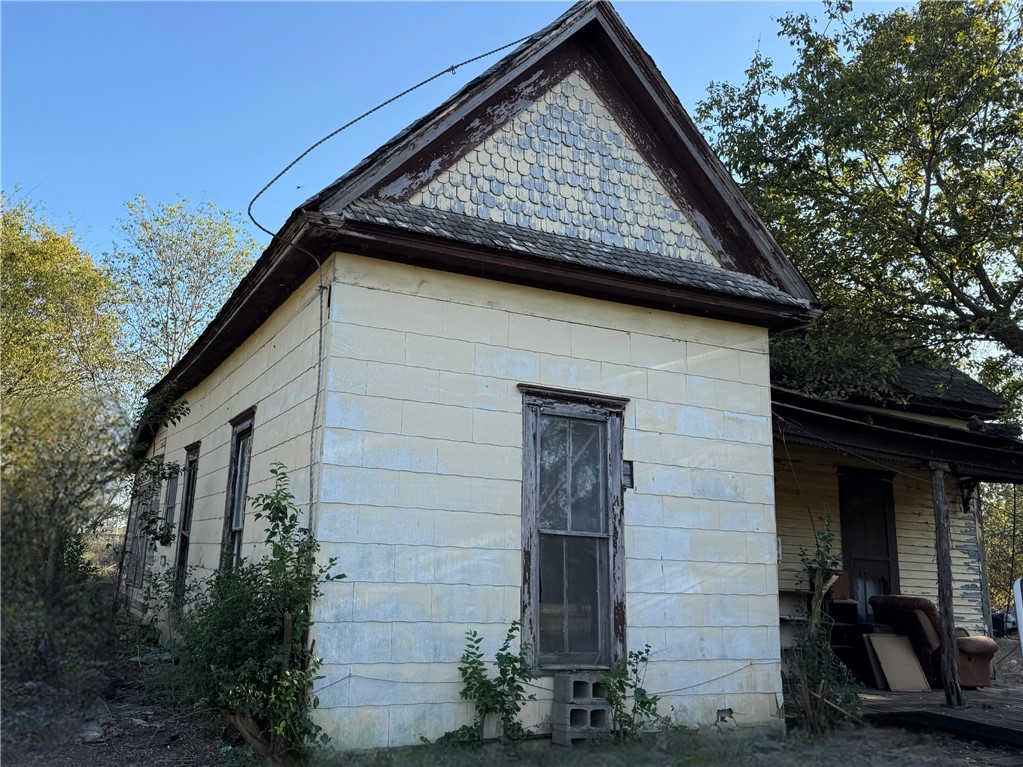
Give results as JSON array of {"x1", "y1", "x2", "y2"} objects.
[{"x1": 246, "y1": 32, "x2": 533, "y2": 237}]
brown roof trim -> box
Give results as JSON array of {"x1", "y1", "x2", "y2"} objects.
[
  {"x1": 327, "y1": 217, "x2": 819, "y2": 330},
  {"x1": 772, "y1": 386, "x2": 1023, "y2": 483}
]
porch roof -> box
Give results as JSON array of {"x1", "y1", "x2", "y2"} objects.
[{"x1": 772, "y1": 387, "x2": 1023, "y2": 484}]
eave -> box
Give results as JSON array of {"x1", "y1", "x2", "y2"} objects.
[
  {"x1": 772, "y1": 387, "x2": 1023, "y2": 484},
  {"x1": 321, "y1": 215, "x2": 820, "y2": 331}
]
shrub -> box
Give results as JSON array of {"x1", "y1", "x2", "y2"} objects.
[{"x1": 155, "y1": 463, "x2": 343, "y2": 763}]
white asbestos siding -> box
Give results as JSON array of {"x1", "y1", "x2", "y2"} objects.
[
  {"x1": 774, "y1": 444, "x2": 987, "y2": 635},
  {"x1": 145, "y1": 267, "x2": 327, "y2": 584},
  {"x1": 311, "y1": 254, "x2": 781, "y2": 748}
]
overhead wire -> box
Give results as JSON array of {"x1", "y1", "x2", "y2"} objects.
[{"x1": 246, "y1": 32, "x2": 533, "y2": 238}]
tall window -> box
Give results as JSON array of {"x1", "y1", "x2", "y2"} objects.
[
  {"x1": 223, "y1": 410, "x2": 254, "y2": 568},
  {"x1": 175, "y1": 444, "x2": 200, "y2": 587},
  {"x1": 520, "y1": 385, "x2": 627, "y2": 669},
  {"x1": 163, "y1": 472, "x2": 179, "y2": 526}
]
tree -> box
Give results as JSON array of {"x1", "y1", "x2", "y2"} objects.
[
  {"x1": 1, "y1": 192, "x2": 121, "y2": 404},
  {"x1": 983, "y1": 483, "x2": 1021, "y2": 613},
  {"x1": 1, "y1": 192, "x2": 129, "y2": 675},
  {"x1": 697, "y1": 0, "x2": 1023, "y2": 403},
  {"x1": 107, "y1": 195, "x2": 259, "y2": 398}
]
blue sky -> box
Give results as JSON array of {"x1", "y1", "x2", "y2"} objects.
[{"x1": 3, "y1": 1, "x2": 890, "y2": 256}]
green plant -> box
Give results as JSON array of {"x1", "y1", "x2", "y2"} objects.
[
  {"x1": 601, "y1": 644, "x2": 662, "y2": 741},
  {"x1": 438, "y1": 621, "x2": 535, "y2": 744},
  {"x1": 788, "y1": 516, "x2": 861, "y2": 735},
  {"x1": 152, "y1": 463, "x2": 344, "y2": 763},
  {"x1": 131, "y1": 455, "x2": 180, "y2": 549}
]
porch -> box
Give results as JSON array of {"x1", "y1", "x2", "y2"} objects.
[{"x1": 860, "y1": 685, "x2": 1023, "y2": 750}]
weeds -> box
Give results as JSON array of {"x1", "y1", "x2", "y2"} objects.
[
  {"x1": 436, "y1": 621, "x2": 536, "y2": 744},
  {"x1": 600, "y1": 644, "x2": 663, "y2": 741}
]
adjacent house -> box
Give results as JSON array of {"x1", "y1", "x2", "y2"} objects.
[{"x1": 122, "y1": 0, "x2": 1021, "y2": 750}]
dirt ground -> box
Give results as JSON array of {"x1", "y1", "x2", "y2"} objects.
[
  {"x1": 1, "y1": 659, "x2": 230, "y2": 767},
  {"x1": 993, "y1": 635, "x2": 1022, "y2": 687},
  {"x1": 2, "y1": 651, "x2": 1021, "y2": 767}
]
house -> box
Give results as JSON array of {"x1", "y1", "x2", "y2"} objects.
[
  {"x1": 120, "y1": 0, "x2": 1020, "y2": 750},
  {"x1": 772, "y1": 368, "x2": 1023, "y2": 659}
]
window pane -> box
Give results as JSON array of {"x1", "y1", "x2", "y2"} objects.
[
  {"x1": 538, "y1": 533, "x2": 609, "y2": 665},
  {"x1": 569, "y1": 420, "x2": 605, "y2": 533},
  {"x1": 538, "y1": 534, "x2": 565, "y2": 658},
  {"x1": 539, "y1": 415, "x2": 607, "y2": 533},
  {"x1": 232, "y1": 433, "x2": 252, "y2": 529},
  {"x1": 164, "y1": 475, "x2": 179, "y2": 524},
  {"x1": 538, "y1": 416, "x2": 569, "y2": 530}
]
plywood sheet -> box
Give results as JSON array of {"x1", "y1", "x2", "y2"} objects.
[
  {"x1": 868, "y1": 635, "x2": 930, "y2": 692},
  {"x1": 862, "y1": 634, "x2": 887, "y2": 689}
]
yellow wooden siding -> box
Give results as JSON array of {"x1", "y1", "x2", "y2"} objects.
[{"x1": 775, "y1": 442, "x2": 986, "y2": 635}]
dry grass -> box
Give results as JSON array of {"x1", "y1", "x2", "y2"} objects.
[{"x1": 993, "y1": 636, "x2": 1022, "y2": 687}]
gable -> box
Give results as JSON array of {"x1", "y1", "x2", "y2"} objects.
[
  {"x1": 407, "y1": 70, "x2": 718, "y2": 266},
  {"x1": 146, "y1": 1, "x2": 821, "y2": 403}
]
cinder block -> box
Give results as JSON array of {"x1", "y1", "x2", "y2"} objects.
[{"x1": 553, "y1": 672, "x2": 608, "y2": 703}]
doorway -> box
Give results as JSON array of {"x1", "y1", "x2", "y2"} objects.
[{"x1": 838, "y1": 468, "x2": 900, "y2": 621}]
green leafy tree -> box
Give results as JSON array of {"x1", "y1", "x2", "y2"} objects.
[
  {"x1": 1, "y1": 192, "x2": 121, "y2": 403},
  {"x1": 697, "y1": 0, "x2": 1023, "y2": 403},
  {"x1": 983, "y1": 483, "x2": 1022, "y2": 613},
  {"x1": 1, "y1": 192, "x2": 129, "y2": 676},
  {"x1": 106, "y1": 195, "x2": 259, "y2": 398}
]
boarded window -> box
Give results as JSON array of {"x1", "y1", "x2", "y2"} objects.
[
  {"x1": 223, "y1": 410, "x2": 255, "y2": 569},
  {"x1": 520, "y1": 385, "x2": 627, "y2": 670}
]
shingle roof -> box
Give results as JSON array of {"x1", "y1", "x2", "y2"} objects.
[
  {"x1": 342, "y1": 198, "x2": 810, "y2": 309},
  {"x1": 892, "y1": 365, "x2": 1006, "y2": 416}
]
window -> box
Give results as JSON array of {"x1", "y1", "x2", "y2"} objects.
[
  {"x1": 175, "y1": 444, "x2": 200, "y2": 587},
  {"x1": 164, "y1": 473, "x2": 179, "y2": 526},
  {"x1": 520, "y1": 385, "x2": 627, "y2": 669},
  {"x1": 223, "y1": 411, "x2": 254, "y2": 568}
]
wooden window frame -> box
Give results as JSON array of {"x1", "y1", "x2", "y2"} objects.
[
  {"x1": 222, "y1": 409, "x2": 255, "y2": 569},
  {"x1": 175, "y1": 442, "x2": 200, "y2": 588},
  {"x1": 519, "y1": 384, "x2": 628, "y2": 672},
  {"x1": 163, "y1": 473, "x2": 179, "y2": 526}
]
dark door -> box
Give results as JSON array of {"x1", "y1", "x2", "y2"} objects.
[{"x1": 838, "y1": 468, "x2": 899, "y2": 621}]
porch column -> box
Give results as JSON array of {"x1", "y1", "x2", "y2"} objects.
[{"x1": 930, "y1": 463, "x2": 963, "y2": 707}]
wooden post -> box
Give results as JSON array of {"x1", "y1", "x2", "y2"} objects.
[{"x1": 931, "y1": 464, "x2": 963, "y2": 707}]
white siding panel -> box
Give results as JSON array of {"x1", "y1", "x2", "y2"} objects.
[{"x1": 312, "y1": 254, "x2": 782, "y2": 746}]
